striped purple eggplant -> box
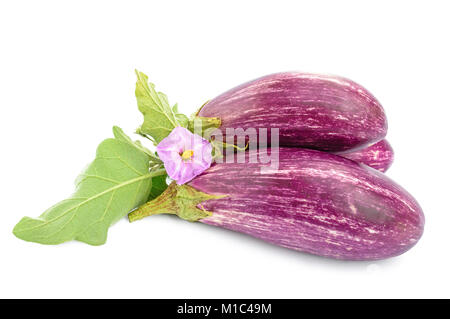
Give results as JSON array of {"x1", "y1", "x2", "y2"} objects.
[
  {"x1": 189, "y1": 148, "x2": 424, "y2": 260},
  {"x1": 337, "y1": 139, "x2": 394, "y2": 172},
  {"x1": 198, "y1": 72, "x2": 387, "y2": 152}
]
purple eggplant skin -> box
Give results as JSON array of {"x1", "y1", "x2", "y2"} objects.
[
  {"x1": 198, "y1": 72, "x2": 388, "y2": 152},
  {"x1": 337, "y1": 139, "x2": 394, "y2": 173},
  {"x1": 189, "y1": 148, "x2": 424, "y2": 260}
]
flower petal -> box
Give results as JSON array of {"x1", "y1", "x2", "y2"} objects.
[{"x1": 156, "y1": 127, "x2": 212, "y2": 184}]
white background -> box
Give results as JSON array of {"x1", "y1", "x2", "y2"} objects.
[{"x1": 1, "y1": 0, "x2": 449, "y2": 298}]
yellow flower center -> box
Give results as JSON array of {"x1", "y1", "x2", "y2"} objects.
[{"x1": 181, "y1": 149, "x2": 194, "y2": 160}]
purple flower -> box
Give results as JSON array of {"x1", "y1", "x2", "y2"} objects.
[{"x1": 156, "y1": 127, "x2": 212, "y2": 185}]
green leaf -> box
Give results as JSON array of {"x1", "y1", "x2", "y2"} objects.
[
  {"x1": 113, "y1": 126, "x2": 166, "y2": 198},
  {"x1": 172, "y1": 103, "x2": 189, "y2": 128},
  {"x1": 172, "y1": 103, "x2": 180, "y2": 113},
  {"x1": 112, "y1": 126, "x2": 162, "y2": 165},
  {"x1": 113, "y1": 125, "x2": 150, "y2": 153},
  {"x1": 148, "y1": 174, "x2": 168, "y2": 200},
  {"x1": 13, "y1": 129, "x2": 165, "y2": 245},
  {"x1": 135, "y1": 70, "x2": 182, "y2": 144}
]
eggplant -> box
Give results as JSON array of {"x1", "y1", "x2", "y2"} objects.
[
  {"x1": 198, "y1": 72, "x2": 387, "y2": 152},
  {"x1": 337, "y1": 139, "x2": 394, "y2": 172},
  {"x1": 188, "y1": 148, "x2": 423, "y2": 260}
]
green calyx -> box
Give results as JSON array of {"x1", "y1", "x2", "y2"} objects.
[
  {"x1": 128, "y1": 182, "x2": 227, "y2": 223},
  {"x1": 188, "y1": 116, "x2": 221, "y2": 136}
]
